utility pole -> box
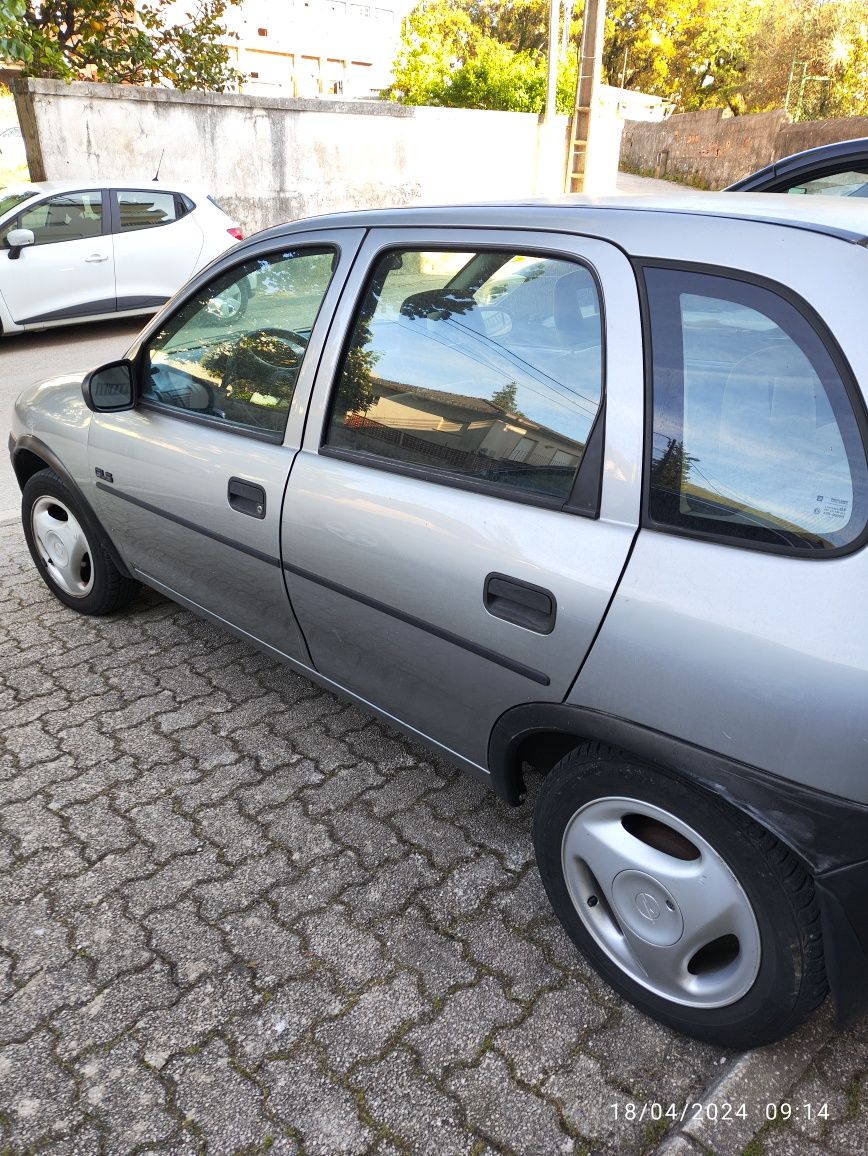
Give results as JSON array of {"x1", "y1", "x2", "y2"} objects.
[
  {"x1": 568, "y1": 0, "x2": 606, "y2": 192},
  {"x1": 543, "y1": 0, "x2": 561, "y2": 124}
]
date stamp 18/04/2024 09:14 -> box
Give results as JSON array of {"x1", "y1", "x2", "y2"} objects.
[{"x1": 608, "y1": 1101, "x2": 831, "y2": 1125}]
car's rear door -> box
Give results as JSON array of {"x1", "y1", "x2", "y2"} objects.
[
  {"x1": 110, "y1": 188, "x2": 206, "y2": 312},
  {"x1": 280, "y1": 228, "x2": 644, "y2": 770},
  {"x1": 87, "y1": 228, "x2": 365, "y2": 662}
]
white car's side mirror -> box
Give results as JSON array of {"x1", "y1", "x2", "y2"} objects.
[{"x1": 6, "y1": 228, "x2": 35, "y2": 260}]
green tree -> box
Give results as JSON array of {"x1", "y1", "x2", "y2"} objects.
[
  {"x1": 0, "y1": 0, "x2": 242, "y2": 91},
  {"x1": 390, "y1": 0, "x2": 577, "y2": 112}
]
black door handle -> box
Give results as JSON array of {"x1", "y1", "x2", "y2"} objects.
[
  {"x1": 228, "y1": 476, "x2": 266, "y2": 519},
  {"x1": 484, "y1": 572, "x2": 557, "y2": 634}
]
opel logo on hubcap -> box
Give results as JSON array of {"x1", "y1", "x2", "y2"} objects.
[{"x1": 634, "y1": 891, "x2": 661, "y2": 921}]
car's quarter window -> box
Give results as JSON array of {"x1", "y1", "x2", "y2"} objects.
[
  {"x1": 644, "y1": 266, "x2": 868, "y2": 552},
  {"x1": 17, "y1": 191, "x2": 103, "y2": 245},
  {"x1": 141, "y1": 247, "x2": 336, "y2": 437},
  {"x1": 323, "y1": 248, "x2": 603, "y2": 503},
  {"x1": 116, "y1": 190, "x2": 182, "y2": 231}
]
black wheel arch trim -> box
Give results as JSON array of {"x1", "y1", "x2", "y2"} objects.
[
  {"x1": 10, "y1": 433, "x2": 134, "y2": 580},
  {"x1": 489, "y1": 700, "x2": 868, "y2": 1024}
]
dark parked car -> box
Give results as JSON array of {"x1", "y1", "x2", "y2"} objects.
[{"x1": 728, "y1": 137, "x2": 868, "y2": 196}]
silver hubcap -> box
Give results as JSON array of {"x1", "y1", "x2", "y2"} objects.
[
  {"x1": 561, "y1": 797, "x2": 761, "y2": 1008},
  {"x1": 209, "y1": 284, "x2": 244, "y2": 319},
  {"x1": 30, "y1": 496, "x2": 94, "y2": 598}
]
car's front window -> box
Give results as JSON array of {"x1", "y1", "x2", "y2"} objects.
[
  {"x1": 142, "y1": 247, "x2": 336, "y2": 437},
  {"x1": 18, "y1": 190, "x2": 103, "y2": 245}
]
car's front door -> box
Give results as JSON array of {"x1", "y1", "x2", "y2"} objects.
[
  {"x1": 280, "y1": 228, "x2": 645, "y2": 770},
  {"x1": 1, "y1": 189, "x2": 114, "y2": 325},
  {"x1": 87, "y1": 229, "x2": 365, "y2": 662}
]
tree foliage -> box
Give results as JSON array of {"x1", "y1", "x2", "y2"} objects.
[
  {"x1": 390, "y1": 0, "x2": 868, "y2": 118},
  {"x1": 0, "y1": 0, "x2": 242, "y2": 91}
]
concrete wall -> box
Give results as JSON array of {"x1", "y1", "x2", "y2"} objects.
[
  {"x1": 620, "y1": 108, "x2": 868, "y2": 190},
  {"x1": 13, "y1": 78, "x2": 573, "y2": 234}
]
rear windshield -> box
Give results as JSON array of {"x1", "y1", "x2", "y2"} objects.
[{"x1": 0, "y1": 189, "x2": 35, "y2": 217}]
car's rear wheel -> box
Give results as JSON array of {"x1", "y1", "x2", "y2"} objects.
[
  {"x1": 22, "y1": 470, "x2": 141, "y2": 615},
  {"x1": 534, "y1": 743, "x2": 827, "y2": 1048}
]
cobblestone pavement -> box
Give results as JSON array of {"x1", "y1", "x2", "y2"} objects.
[{"x1": 1, "y1": 517, "x2": 865, "y2": 1156}]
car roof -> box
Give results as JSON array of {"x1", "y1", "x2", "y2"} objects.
[
  {"x1": 0, "y1": 178, "x2": 211, "y2": 198},
  {"x1": 728, "y1": 137, "x2": 868, "y2": 190},
  {"x1": 251, "y1": 191, "x2": 868, "y2": 247}
]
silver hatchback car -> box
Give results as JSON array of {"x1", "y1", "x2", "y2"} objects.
[{"x1": 9, "y1": 195, "x2": 868, "y2": 1049}]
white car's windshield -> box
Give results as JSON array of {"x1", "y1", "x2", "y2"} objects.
[{"x1": 0, "y1": 188, "x2": 36, "y2": 217}]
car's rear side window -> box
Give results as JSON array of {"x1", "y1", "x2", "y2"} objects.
[
  {"x1": 644, "y1": 266, "x2": 868, "y2": 553},
  {"x1": 117, "y1": 190, "x2": 180, "y2": 231},
  {"x1": 323, "y1": 248, "x2": 604, "y2": 505}
]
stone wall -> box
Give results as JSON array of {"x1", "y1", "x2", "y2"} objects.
[
  {"x1": 620, "y1": 107, "x2": 868, "y2": 189},
  {"x1": 12, "y1": 78, "x2": 572, "y2": 234}
]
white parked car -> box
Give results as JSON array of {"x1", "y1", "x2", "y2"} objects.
[{"x1": 0, "y1": 179, "x2": 243, "y2": 336}]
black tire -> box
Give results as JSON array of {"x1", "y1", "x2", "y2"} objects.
[
  {"x1": 533, "y1": 743, "x2": 827, "y2": 1048},
  {"x1": 22, "y1": 469, "x2": 141, "y2": 615}
]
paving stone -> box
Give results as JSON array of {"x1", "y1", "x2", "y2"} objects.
[
  {"x1": 406, "y1": 976, "x2": 522, "y2": 1077},
  {"x1": 260, "y1": 800, "x2": 339, "y2": 864},
  {"x1": 299, "y1": 761, "x2": 385, "y2": 817},
  {"x1": 78, "y1": 1036, "x2": 175, "y2": 1151},
  {"x1": 167, "y1": 1038, "x2": 278, "y2": 1156},
  {"x1": 63, "y1": 795, "x2": 137, "y2": 863},
  {"x1": 418, "y1": 854, "x2": 513, "y2": 927},
  {"x1": 264, "y1": 1046, "x2": 373, "y2": 1155},
  {"x1": 496, "y1": 986, "x2": 609, "y2": 1084},
  {"x1": 326, "y1": 806, "x2": 408, "y2": 870},
  {"x1": 233, "y1": 974, "x2": 346, "y2": 1067},
  {"x1": 551, "y1": 1061, "x2": 642, "y2": 1148},
  {"x1": 195, "y1": 796, "x2": 271, "y2": 864},
  {"x1": 122, "y1": 847, "x2": 228, "y2": 918},
  {"x1": 0, "y1": 796, "x2": 69, "y2": 854},
  {"x1": 378, "y1": 907, "x2": 476, "y2": 997},
  {"x1": 196, "y1": 848, "x2": 295, "y2": 920},
  {"x1": 54, "y1": 960, "x2": 179, "y2": 1059},
  {"x1": 270, "y1": 850, "x2": 361, "y2": 922},
  {"x1": 353, "y1": 1048, "x2": 474, "y2": 1156},
  {"x1": 145, "y1": 899, "x2": 233, "y2": 986},
  {"x1": 447, "y1": 1052, "x2": 574, "y2": 1155},
  {"x1": 137, "y1": 971, "x2": 260, "y2": 1070},
  {"x1": 0, "y1": 957, "x2": 95, "y2": 1043},
  {"x1": 314, "y1": 971, "x2": 427, "y2": 1074},
  {"x1": 298, "y1": 907, "x2": 391, "y2": 992},
  {"x1": 390, "y1": 803, "x2": 477, "y2": 869},
  {"x1": 129, "y1": 797, "x2": 202, "y2": 862},
  {"x1": 0, "y1": 1030, "x2": 81, "y2": 1147},
  {"x1": 342, "y1": 853, "x2": 441, "y2": 925},
  {"x1": 69, "y1": 898, "x2": 153, "y2": 985},
  {"x1": 7, "y1": 520, "x2": 863, "y2": 1156},
  {"x1": 0, "y1": 893, "x2": 73, "y2": 983},
  {"x1": 219, "y1": 902, "x2": 309, "y2": 986},
  {"x1": 460, "y1": 911, "x2": 555, "y2": 1001}
]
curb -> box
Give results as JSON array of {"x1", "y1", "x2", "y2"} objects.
[{"x1": 653, "y1": 1004, "x2": 835, "y2": 1156}]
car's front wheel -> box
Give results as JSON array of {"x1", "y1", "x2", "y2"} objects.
[
  {"x1": 22, "y1": 470, "x2": 141, "y2": 615},
  {"x1": 534, "y1": 743, "x2": 827, "y2": 1048}
]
